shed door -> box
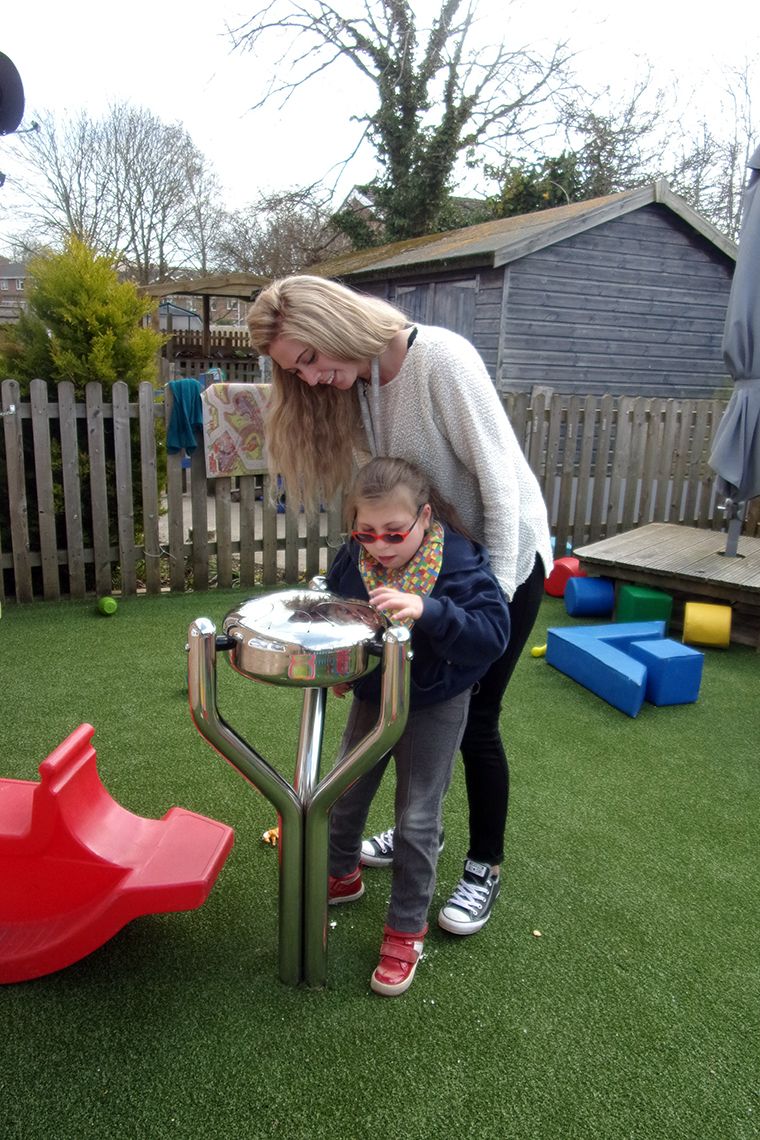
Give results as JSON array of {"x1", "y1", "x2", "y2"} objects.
[{"x1": 394, "y1": 279, "x2": 477, "y2": 340}]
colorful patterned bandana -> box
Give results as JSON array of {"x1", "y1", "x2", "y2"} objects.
[{"x1": 358, "y1": 520, "x2": 444, "y2": 627}]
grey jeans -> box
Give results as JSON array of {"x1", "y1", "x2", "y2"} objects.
[{"x1": 329, "y1": 688, "x2": 471, "y2": 932}]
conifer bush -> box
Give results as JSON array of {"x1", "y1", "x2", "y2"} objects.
[
  {"x1": 0, "y1": 240, "x2": 167, "y2": 593},
  {"x1": 0, "y1": 237, "x2": 163, "y2": 397}
]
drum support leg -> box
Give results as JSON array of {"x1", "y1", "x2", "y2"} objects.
[{"x1": 187, "y1": 620, "x2": 411, "y2": 989}]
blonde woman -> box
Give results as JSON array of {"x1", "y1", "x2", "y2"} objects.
[{"x1": 248, "y1": 275, "x2": 552, "y2": 936}]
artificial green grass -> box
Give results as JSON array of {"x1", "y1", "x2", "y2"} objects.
[{"x1": 0, "y1": 591, "x2": 758, "y2": 1140}]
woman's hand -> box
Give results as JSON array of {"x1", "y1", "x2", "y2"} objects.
[{"x1": 369, "y1": 586, "x2": 424, "y2": 623}]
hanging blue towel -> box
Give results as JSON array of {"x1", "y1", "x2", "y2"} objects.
[{"x1": 166, "y1": 378, "x2": 204, "y2": 455}]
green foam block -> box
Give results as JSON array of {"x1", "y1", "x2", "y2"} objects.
[{"x1": 615, "y1": 584, "x2": 672, "y2": 627}]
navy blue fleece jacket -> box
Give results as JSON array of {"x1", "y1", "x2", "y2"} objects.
[{"x1": 326, "y1": 526, "x2": 510, "y2": 708}]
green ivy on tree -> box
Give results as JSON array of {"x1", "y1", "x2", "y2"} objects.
[
  {"x1": 230, "y1": 1, "x2": 573, "y2": 244},
  {"x1": 0, "y1": 237, "x2": 164, "y2": 398},
  {"x1": 485, "y1": 152, "x2": 587, "y2": 218}
]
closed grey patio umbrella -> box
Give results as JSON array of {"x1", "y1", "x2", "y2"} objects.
[{"x1": 709, "y1": 143, "x2": 760, "y2": 556}]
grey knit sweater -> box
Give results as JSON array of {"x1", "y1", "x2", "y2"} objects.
[{"x1": 358, "y1": 324, "x2": 552, "y2": 600}]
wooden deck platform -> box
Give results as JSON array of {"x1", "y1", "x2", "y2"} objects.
[{"x1": 574, "y1": 523, "x2": 760, "y2": 649}]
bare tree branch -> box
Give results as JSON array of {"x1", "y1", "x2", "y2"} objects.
[
  {"x1": 2, "y1": 104, "x2": 223, "y2": 279},
  {"x1": 229, "y1": 0, "x2": 576, "y2": 239},
  {"x1": 214, "y1": 186, "x2": 349, "y2": 275}
]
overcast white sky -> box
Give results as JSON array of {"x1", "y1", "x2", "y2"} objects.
[{"x1": 1, "y1": 0, "x2": 759, "y2": 250}]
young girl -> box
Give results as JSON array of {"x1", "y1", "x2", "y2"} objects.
[{"x1": 325, "y1": 457, "x2": 510, "y2": 996}]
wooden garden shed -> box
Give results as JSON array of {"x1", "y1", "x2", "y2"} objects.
[{"x1": 309, "y1": 181, "x2": 737, "y2": 399}]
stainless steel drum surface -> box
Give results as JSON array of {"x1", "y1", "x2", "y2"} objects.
[{"x1": 222, "y1": 589, "x2": 388, "y2": 687}]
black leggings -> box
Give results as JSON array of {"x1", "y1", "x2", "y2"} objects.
[{"x1": 460, "y1": 555, "x2": 546, "y2": 866}]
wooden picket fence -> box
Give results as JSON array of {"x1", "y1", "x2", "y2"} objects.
[
  {"x1": 503, "y1": 390, "x2": 760, "y2": 553},
  {"x1": 163, "y1": 328, "x2": 260, "y2": 385},
  {"x1": 1, "y1": 377, "x2": 757, "y2": 605},
  {"x1": 169, "y1": 330, "x2": 252, "y2": 350}
]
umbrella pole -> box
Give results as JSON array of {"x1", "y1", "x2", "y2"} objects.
[{"x1": 724, "y1": 499, "x2": 747, "y2": 557}]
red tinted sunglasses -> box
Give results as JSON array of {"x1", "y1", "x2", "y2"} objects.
[{"x1": 351, "y1": 504, "x2": 423, "y2": 545}]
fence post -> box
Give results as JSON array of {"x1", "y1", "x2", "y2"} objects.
[
  {"x1": 85, "y1": 382, "x2": 112, "y2": 596},
  {"x1": 554, "y1": 394, "x2": 581, "y2": 556},
  {"x1": 587, "y1": 394, "x2": 614, "y2": 542},
  {"x1": 56, "y1": 381, "x2": 87, "y2": 598},
  {"x1": 572, "y1": 395, "x2": 597, "y2": 549},
  {"x1": 112, "y1": 381, "x2": 137, "y2": 595},
  {"x1": 138, "y1": 382, "x2": 162, "y2": 594},
  {"x1": 1, "y1": 379, "x2": 32, "y2": 602},
  {"x1": 30, "y1": 379, "x2": 60, "y2": 601},
  {"x1": 639, "y1": 398, "x2": 664, "y2": 528},
  {"x1": 238, "y1": 475, "x2": 258, "y2": 589},
  {"x1": 163, "y1": 386, "x2": 187, "y2": 593},
  {"x1": 213, "y1": 477, "x2": 234, "y2": 588}
]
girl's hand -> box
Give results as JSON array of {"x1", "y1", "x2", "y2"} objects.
[
  {"x1": 331, "y1": 682, "x2": 353, "y2": 698},
  {"x1": 369, "y1": 586, "x2": 424, "y2": 622}
]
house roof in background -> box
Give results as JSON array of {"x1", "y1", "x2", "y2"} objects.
[
  {"x1": 0, "y1": 262, "x2": 28, "y2": 277},
  {"x1": 307, "y1": 182, "x2": 737, "y2": 283}
]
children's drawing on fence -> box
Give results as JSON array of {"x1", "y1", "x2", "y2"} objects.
[{"x1": 202, "y1": 383, "x2": 271, "y2": 477}]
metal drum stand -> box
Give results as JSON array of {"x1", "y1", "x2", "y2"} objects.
[{"x1": 186, "y1": 581, "x2": 411, "y2": 988}]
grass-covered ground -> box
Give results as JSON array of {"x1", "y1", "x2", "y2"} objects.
[{"x1": 0, "y1": 590, "x2": 758, "y2": 1139}]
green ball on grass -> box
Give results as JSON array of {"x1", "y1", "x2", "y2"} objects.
[{"x1": 97, "y1": 596, "x2": 118, "y2": 616}]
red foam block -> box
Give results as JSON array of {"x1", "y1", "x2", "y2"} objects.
[{"x1": 544, "y1": 556, "x2": 586, "y2": 597}]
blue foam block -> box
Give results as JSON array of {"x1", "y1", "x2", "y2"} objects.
[
  {"x1": 626, "y1": 639, "x2": 704, "y2": 706},
  {"x1": 560, "y1": 621, "x2": 666, "y2": 644},
  {"x1": 564, "y1": 576, "x2": 616, "y2": 617},
  {"x1": 546, "y1": 622, "x2": 666, "y2": 718}
]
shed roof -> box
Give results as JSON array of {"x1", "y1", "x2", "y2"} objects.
[
  {"x1": 158, "y1": 300, "x2": 201, "y2": 320},
  {"x1": 307, "y1": 181, "x2": 737, "y2": 283}
]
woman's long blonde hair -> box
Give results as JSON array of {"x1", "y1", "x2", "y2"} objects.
[{"x1": 247, "y1": 276, "x2": 408, "y2": 510}]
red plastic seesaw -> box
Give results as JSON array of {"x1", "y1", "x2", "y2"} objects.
[{"x1": 0, "y1": 723, "x2": 234, "y2": 983}]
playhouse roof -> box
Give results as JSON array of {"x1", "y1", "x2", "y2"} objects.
[{"x1": 142, "y1": 272, "x2": 269, "y2": 301}]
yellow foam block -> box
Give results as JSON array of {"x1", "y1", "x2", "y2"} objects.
[{"x1": 682, "y1": 602, "x2": 732, "y2": 648}]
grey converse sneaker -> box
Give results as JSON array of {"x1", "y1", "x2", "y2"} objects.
[
  {"x1": 438, "y1": 859, "x2": 500, "y2": 935},
  {"x1": 360, "y1": 827, "x2": 445, "y2": 868}
]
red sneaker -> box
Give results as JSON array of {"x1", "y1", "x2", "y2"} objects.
[
  {"x1": 328, "y1": 868, "x2": 364, "y2": 905},
  {"x1": 370, "y1": 924, "x2": 427, "y2": 996}
]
